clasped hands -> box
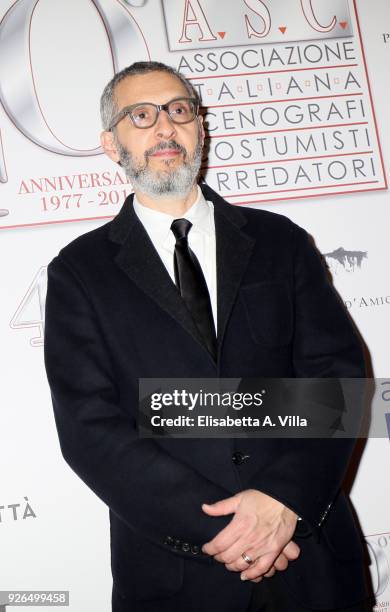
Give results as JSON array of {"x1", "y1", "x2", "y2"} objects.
[{"x1": 201, "y1": 489, "x2": 300, "y2": 582}]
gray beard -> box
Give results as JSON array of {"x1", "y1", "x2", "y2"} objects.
[{"x1": 114, "y1": 135, "x2": 203, "y2": 200}]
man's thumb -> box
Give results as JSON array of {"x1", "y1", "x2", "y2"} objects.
[{"x1": 202, "y1": 496, "x2": 239, "y2": 516}]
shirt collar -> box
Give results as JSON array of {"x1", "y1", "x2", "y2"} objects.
[{"x1": 133, "y1": 185, "x2": 214, "y2": 247}]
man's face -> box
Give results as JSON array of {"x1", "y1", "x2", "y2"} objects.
[{"x1": 101, "y1": 71, "x2": 204, "y2": 199}]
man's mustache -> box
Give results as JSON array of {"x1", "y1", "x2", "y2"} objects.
[{"x1": 145, "y1": 141, "x2": 187, "y2": 158}]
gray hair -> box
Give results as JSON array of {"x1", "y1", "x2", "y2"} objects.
[{"x1": 100, "y1": 61, "x2": 199, "y2": 131}]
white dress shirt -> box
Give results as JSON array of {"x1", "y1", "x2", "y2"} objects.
[{"x1": 133, "y1": 186, "x2": 218, "y2": 330}]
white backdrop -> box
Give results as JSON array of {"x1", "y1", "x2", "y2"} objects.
[{"x1": 1, "y1": 1, "x2": 389, "y2": 610}]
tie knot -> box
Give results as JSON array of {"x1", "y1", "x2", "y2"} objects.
[{"x1": 171, "y1": 218, "x2": 192, "y2": 242}]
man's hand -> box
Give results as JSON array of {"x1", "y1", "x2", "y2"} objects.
[{"x1": 201, "y1": 489, "x2": 300, "y2": 581}]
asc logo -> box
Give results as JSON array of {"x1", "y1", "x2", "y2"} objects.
[{"x1": 162, "y1": 0, "x2": 352, "y2": 51}]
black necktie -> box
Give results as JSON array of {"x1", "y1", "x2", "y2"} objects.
[{"x1": 171, "y1": 218, "x2": 217, "y2": 361}]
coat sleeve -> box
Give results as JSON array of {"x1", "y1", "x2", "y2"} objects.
[
  {"x1": 44, "y1": 254, "x2": 231, "y2": 556},
  {"x1": 247, "y1": 224, "x2": 366, "y2": 533}
]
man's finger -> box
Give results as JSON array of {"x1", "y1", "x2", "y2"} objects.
[
  {"x1": 248, "y1": 555, "x2": 289, "y2": 581},
  {"x1": 241, "y1": 552, "x2": 275, "y2": 581},
  {"x1": 283, "y1": 540, "x2": 300, "y2": 560},
  {"x1": 273, "y1": 552, "x2": 289, "y2": 572},
  {"x1": 213, "y1": 529, "x2": 263, "y2": 566},
  {"x1": 223, "y1": 546, "x2": 260, "y2": 570}
]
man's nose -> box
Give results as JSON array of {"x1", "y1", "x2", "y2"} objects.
[{"x1": 154, "y1": 109, "x2": 177, "y2": 139}]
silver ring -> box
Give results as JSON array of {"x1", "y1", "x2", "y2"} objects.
[{"x1": 241, "y1": 552, "x2": 253, "y2": 564}]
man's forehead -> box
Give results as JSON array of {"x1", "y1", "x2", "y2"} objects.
[{"x1": 114, "y1": 71, "x2": 189, "y2": 107}]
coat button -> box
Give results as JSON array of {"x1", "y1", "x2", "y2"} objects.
[
  {"x1": 181, "y1": 542, "x2": 190, "y2": 552},
  {"x1": 232, "y1": 452, "x2": 250, "y2": 465},
  {"x1": 295, "y1": 519, "x2": 312, "y2": 538},
  {"x1": 190, "y1": 544, "x2": 200, "y2": 555},
  {"x1": 164, "y1": 536, "x2": 174, "y2": 546}
]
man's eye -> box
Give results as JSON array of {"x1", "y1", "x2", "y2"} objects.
[
  {"x1": 132, "y1": 107, "x2": 152, "y2": 121},
  {"x1": 170, "y1": 102, "x2": 190, "y2": 115}
]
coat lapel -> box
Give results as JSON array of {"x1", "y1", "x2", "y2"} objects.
[
  {"x1": 109, "y1": 193, "x2": 215, "y2": 365},
  {"x1": 200, "y1": 182, "x2": 256, "y2": 354}
]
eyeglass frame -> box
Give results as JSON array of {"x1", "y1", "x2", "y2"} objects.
[{"x1": 108, "y1": 96, "x2": 199, "y2": 131}]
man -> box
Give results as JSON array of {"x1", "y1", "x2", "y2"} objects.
[{"x1": 44, "y1": 61, "x2": 371, "y2": 612}]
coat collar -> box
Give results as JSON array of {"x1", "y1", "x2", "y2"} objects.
[
  {"x1": 108, "y1": 181, "x2": 255, "y2": 363},
  {"x1": 108, "y1": 180, "x2": 249, "y2": 243}
]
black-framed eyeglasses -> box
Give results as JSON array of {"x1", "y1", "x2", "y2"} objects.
[{"x1": 108, "y1": 97, "x2": 199, "y2": 131}]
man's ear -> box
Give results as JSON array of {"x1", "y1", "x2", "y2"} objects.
[
  {"x1": 100, "y1": 130, "x2": 121, "y2": 163},
  {"x1": 197, "y1": 115, "x2": 205, "y2": 145}
]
